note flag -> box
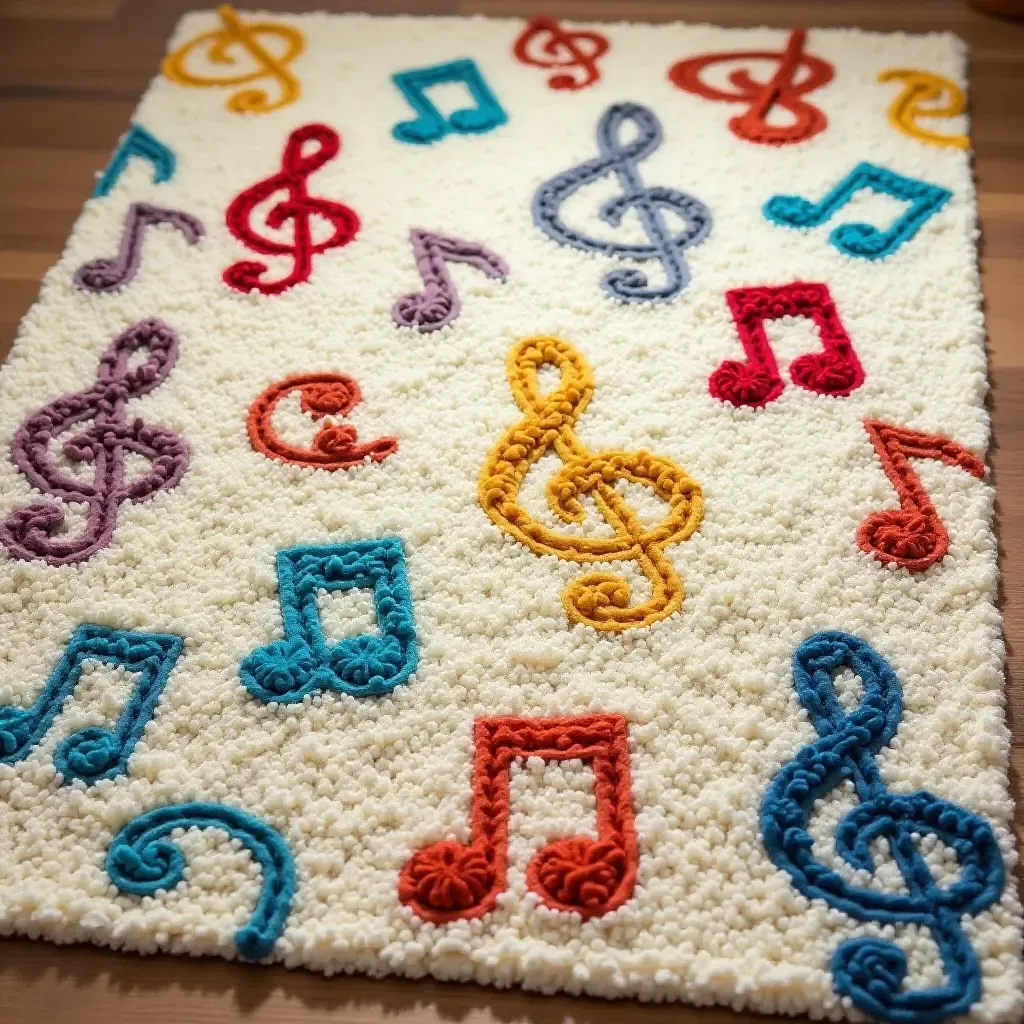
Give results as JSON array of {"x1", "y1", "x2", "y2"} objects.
[{"x1": 93, "y1": 124, "x2": 176, "y2": 199}]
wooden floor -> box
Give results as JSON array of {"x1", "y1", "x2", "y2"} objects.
[{"x1": 0, "y1": 1, "x2": 1021, "y2": 1022}]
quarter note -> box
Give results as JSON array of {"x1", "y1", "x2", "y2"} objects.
[
  {"x1": 391, "y1": 59, "x2": 507, "y2": 145},
  {"x1": 399, "y1": 713, "x2": 637, "y2": 923},
  {"x1": 763, "y1": 161, "x2": 951, "y2": 259},
  {"x1": 93, "y1": 124, "x2": 176, "y2": 199},
  {"x1": 858, "y1": 419, "x2": 985, "y2": 572}
]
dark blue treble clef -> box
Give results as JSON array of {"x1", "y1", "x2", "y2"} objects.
[
  {"x1": 761, "y1": 631, "x2": 1006, "y2": 1024},
  {"x1": 531, "y1": 102, "x2": 711, "y2": 303}
]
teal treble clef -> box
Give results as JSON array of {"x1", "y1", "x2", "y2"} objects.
[
  {"x1": 531, "y1": 102, "x2": 711, "y2": 303},
  {"x1": 761, "y1": 631, "x2": 1006, "y2": 1024}
]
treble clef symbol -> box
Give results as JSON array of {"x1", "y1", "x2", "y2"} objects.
[
  {"x1": 223, "y1": 123, "x2": 360, "y2": 296},
  {"x1": 532, "y1": 103, "x2": 711, "y2": 303},
  {"x1": 669, "y1": 28, "x2": 834, "y2": 145},
  {"x1": 0, "y1": 319, "x2": 189, "y2": 567},
  {"x1": 479, "y1": 336, "x2": 703, "y2": 632},
  {"x1": 512, "y1": 14, "x2": 610, "y2": 91},
  {"x1": 761, "y1": 631, "x2": 1006, "y2": 1024}
]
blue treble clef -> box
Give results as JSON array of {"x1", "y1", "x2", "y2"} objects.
[
  {"x1": 761, "y1": 631, "x2": 1006, "y2": 1024},
  {"x1": 531, "y1": 102, "x2": 712, "y2": 303}
]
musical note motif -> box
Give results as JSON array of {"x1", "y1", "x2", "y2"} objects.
[
  {"x1": 391, "y1": 58, "x2": 508, "y2": 145},
  {"x1": 532, "y1": 103, "x2": 712, "y2": 303},
  {"x1": 879, "y1": 68, "x2": 969, "y2": 150},
  {"x1": 0, "y1": 318, "x2": 189, "y2": 567},
  {"x1": 162, "y1": 4, "x2": 304, "y2": 115},
  {"x1": 107, "y1": 801, "x2": 295, "y2": 961},
  {"x1": 391, "y1": 229, "x2": 508, "y2": 332},
  {"x1": 669, "y1": 28, "x2": 834, "y2": 145},
  {"x1": 399, "y1": 714, "x2": 637, "y2": 923},
  {"x1": 512, "y1": 14, "x2": 610, "y2": 91},
  {"x1": 858, "y1": 420, "x2": 985, "y2": 573},
  {"x1": 239, "y1": 539, "x2": 418, "y2": 703},
  {"x1": 247, "y1": 373, "x2": 398, "y2": 470},
  {"x1": 92, "y1": 124, "x2": 176, "y2": 199},
  {"x1": 74, "y1": 203, "x2": 205, "y2": 294},
  {"x1": 709, "y1": 282, "x2": 864, "y2": 408},
  {"x1": 479, "y1": 336, "x2": 703, "y2": 632},
  {"x1": 764, "y1": 161, "x2": 952, "y2": 259},
  {"x1": 761, "y1": 631, "x2": 1004, "y2": 1023},
  {"x1": 223, "y1": 123, "x2": 360, "y2": 296},
  {"x1": 0, "y1": 624, "x2": 183, "y2": 785}
]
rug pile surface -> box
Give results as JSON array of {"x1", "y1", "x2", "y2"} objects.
[{"x1": 0, "y1": 8, "x2": 1021, "y2": 1023}]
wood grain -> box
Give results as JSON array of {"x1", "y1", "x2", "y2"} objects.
[{"x1": 0, "y1": 2, "x2": 1021, "y2": 1023}]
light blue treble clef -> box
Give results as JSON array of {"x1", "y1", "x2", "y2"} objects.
[{"x1": 531, "y1": 102, "x2": 712, "y2": 303}]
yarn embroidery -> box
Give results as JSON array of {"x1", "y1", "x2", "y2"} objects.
[
  {"x1": 709, "y1": 282, "x2": 865, "y2": 408},
  {"x1": 668, "y1": 28, "x2": 834, "y2": 145},
  {"x1": 878, "y1": 69, "x2": 969, "y2": 150},
  {"x1": 0, "y1": 625, "x2": 183, "y2": 785},
  {"x1": 0, "y1": 318, "x2": 189, "y2": 567},
  {"x1": 391, "y1": 229, "x2": 508, "y2": 332},
  {"x1": 512, "y1": 15, "x2": 610, "y2": 91},
  {"x1": 106, "y1": 802, "x2": 295, "y2": 961},
  {"x1": 858, "y1": 419, "x2": 985, "y2": 572},
  {"x1": 92, "y1": 125, "x2": 175, "y2": 199},
  {"x1": 532, "y1": 102, "x2": 712, "y2": 303},
  {"x1": 763, "y1": 161, "x2": 952, "y2": 259},
  {"x1": 761, "y1": 631, "x2": 1004, "y2": 1024},
  {"x1": 240, "y1": 539, "x2": 417, "y2": 703},
  {"x1": 391, "y1": 59, "x2": 507, "y2": 145},
  {"x1": 162, "y1": 4, "x2": 304, "y2": 115},
  {"x1": 247, "y1": 373, "x2": 398, "y2": 471},
  {"x1": 479, "y1": 336, "x2": 703, "y2": 632},
  {"x1": 223, "y1": 123, "x2": 360, "y2": 296},
  {"x1": 399, "y1": 714, "x2": 637, "y2": 923},
  {"x1": 74, "y1": 202, "x2": 205, "y2": 294}
]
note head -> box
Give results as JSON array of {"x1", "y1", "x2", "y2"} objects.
[
  {"x1": 449, "y1": 105, "x2": 506, "y2": 135},
  {"x1": 830, "y1": 221, "x2": 892, "y2": 260},
  {"x1": 392, "y1": 115, "x2": 447, "y2": 146},
  {"x1": 54, "y1": 724, "x2": 122, "y2": 784},
  {"x1": 0, "y1": 707, "x2": 34, "y2": 761},
  {"x1": 763, "y1": 193, "x2": 822, "y2": 228}
]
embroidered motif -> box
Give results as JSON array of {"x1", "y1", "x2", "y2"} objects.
[
  {"x1": 74, "y1": 203, "x2": 204, "y2": 294},
  {"x1": 858, "y1": 419, "x2": 985, "y2": 572},
  {"x1": 399, "y1": 714, "x2": 637, "y2": 923},
  {"x1": 0, "y1": 318, "x2": 189, "y2": 566},
  {"x1": 162, "y1": 4, "x2": 304, "y2": 115},
  {"x1": 512, "y1": 15, "x2": 610, "y2": 91},
  {"x1": 0, "y1": 625, "x2": 182, "y2": 785},
  {"x1": 761, "y1": 631, "x2": 1004, "y2": 1024},
  {"x1": 106, "y1": 802, "x2": 295, "y2": 961},
  {"x1": 668, "y1": 28, "x2": 834, "y2": 145},
  {"x1": 532, "y1": 102, "x2": 712, "y2": 303},
  {"x1": 709, "y1": 282, "x2": 864, "y2": 408},
  {"x1": 224, "y1": 123, "x2": 359, "y2": 295},
  {"x1": 247, "y1": 373, "x2": 398, "y2": 470},
  {"x1": 764, "y1": 161, "x2": 952, "y2": 259},
  {"x1": 391, "y1": 229, "x2": 508, "y2": 332},
  {"x1": 92, "y1": 125, "x2": 176, "y2": 199},
  {"x1": 479, "y1": 336, "x2": 703, "y2": 632},
  {"x1": 240, "y1": 539, "x2": 417, "y2": 703},
  {"x1": 878, "y1": 68, "x2": 969, "y2": 150},
  {"x1": 391, "y1": 59, "x2": 507, "y2": 145}
]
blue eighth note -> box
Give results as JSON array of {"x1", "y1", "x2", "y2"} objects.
[
  {"x1": 763, "y1": 161, "x2": 951, "y2": 259},
  {"x1": 0, "y1": 624, "x2": 184, "y2": 785},
  {"x1": 93, "y1": 124, "x2": 177, "y2": 198},
  {"x1": 240, "y1": 538, "x2": 418, "y2": 703},
  {"x1": 391, "y1": 58, "x2": 507, "y2": 145}
]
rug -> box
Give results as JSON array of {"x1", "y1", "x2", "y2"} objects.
[{"x1": 0, "y1": 8, "x2": 1021, "y2": 1023}]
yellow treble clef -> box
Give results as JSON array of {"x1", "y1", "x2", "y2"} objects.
[
  {"x1": 878, "y1": 68, "x2": 968, "y2": 150},
  {"x1": 163, "y1": 4, "x2": 304, "y2": 115},
  {"x1": 479, "y1": 336, "x2": 704, "y2": 633}
]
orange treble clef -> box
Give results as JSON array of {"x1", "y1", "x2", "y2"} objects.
[{"x1": 513, "y1": 14, "x2": 610, "y2": 91}]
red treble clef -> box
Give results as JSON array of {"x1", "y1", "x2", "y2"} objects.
[
  {"x1": 669, "y1": 29, "x2": 834, "y2": 145},
  {"x1": 513, "y1": 14, "x2": 610, "y2": 91},
  {"x1": 223, "y1": 122, "x2": 360, "y2": 295}
]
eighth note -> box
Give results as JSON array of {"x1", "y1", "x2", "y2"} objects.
[
  {"x1": 391, "y1": 59, "x2": 507, "y2": 145},
  {"x1": 764, "y1": 161, "x2": 951, "y2": 259},
  {"x1": 93, "y1": 124, "x2": 176, "y2": 199},
  {"x1": 74, "y1": 202, "x2": 205, "y2": 294}
]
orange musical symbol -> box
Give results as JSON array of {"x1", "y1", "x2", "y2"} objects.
[
  {"x1": 513, "y1": 14, "x2": 610, "y2": 91},
  {"x1": 858, "y1": 420, "x2": 985, "y2": 573},
  {"x1": 668, "y1": 28, "x2": 834, "y2": 145}
]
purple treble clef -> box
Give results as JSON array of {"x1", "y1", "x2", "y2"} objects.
[{"x1": 0, "y1": 318, "x2": 189, "y2": 566}]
